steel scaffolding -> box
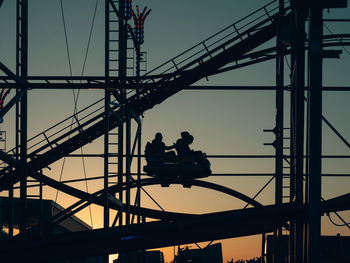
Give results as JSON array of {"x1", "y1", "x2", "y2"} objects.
[{"x1": 0, "y1": 0, "x2": 349, "y2": 262}]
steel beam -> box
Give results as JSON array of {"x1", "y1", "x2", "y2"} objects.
[
  {"x1": 306, "y1": 6, "x2": 323, "y2": 263},
  {"x1": 126, "y1": 116, "x2": 131, "y2": 225},
  {"x1": 118, "y1": 0, "x2": 126, "y2": 227},
  {"x1": 290, "y1": 1, "x2": 307, "y2": 262},
  {"x1": 104, "y1": 0, "x2": 110, "y2": 230},
  {"x1": 0, "y1": 203, "x2": 301, "y2": 263},
  {"x1": 3, "y1": 82, "x2": 350, "y2": 91},
  {"x1": 16, "y1": 0, "x2": 28, "y2": 235},
  {"x1": 273, "y1": 2, "x2": 284, "y2": 262},
  {"x1": 275, "y1": 0, "x2": 284, "y2": 212}
]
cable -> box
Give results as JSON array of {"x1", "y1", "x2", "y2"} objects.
[
  {"x1": 129, "y1": 176, "x2": 165, "y2": 211},
  {"x1": 76, "y1": 0, "x2": 100, "y2": 230},
  {"x1": 323, "y1": 23, "x2": 350, "y2": 56},
  {"x1": 55, "y1": 0, "x2": 100, "y2": 229},
  {"x1": 327, "y1": 212, "x2": 350, "y2": 228},
  {"x1": 80, "y1": 0, "x2": 99, "y2": 78},
  {"x1": 55, "y1": 0, "x2": 72, "y2": 203},
  {"x1": 243, "y1": 176, "x2": 274, "y2": 209},
  {"x1": 281, "y1": 21, "x2": 350, "y2": 232},
  {"x1": 284, "y1": 56, "x2": 291, "y2": 70},
  {"x1": 59, "y1": 0, "x2": 73, "y2": 76}
]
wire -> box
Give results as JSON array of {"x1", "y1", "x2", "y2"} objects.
[
  {"x1": 327, "y1": 212, "x2": 350, "y2": 228},
  {"x1": 243, "y1": 176, "x2": 274, "y2": 209},
  {"x1": 80, "y1": 0, "x2": 99, "y2": 78},
  {"x1": 129, "y1": 176, "x2": 165, "y2": 211},
  {"x1": 55, "y1": 0, "x2": 72, "y2": 204},
  {"x1": 55, "y1": 0, "x2": 100, "y2": 228},
  {"x1": 59, "y1": 0, "x2": 73, "y2": 76},
  {"x1": 76, "y1": 0, "x2": 100, "y2": 230},
  {"x1": 323, "y1": 23, "x2": 350, "y2": 56},
  {"x1": 281, "y1": 21, "x2": 350, "y2": 232},
  {"x1": 285, "y1": 56, "x2": 291, "y2": 70}
]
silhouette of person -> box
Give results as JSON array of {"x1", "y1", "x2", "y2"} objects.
[
  {"x1": 146, "y1": 132, "x2": 174, "y2": 162},
  {"x1": 175, "y1": 131, "x2": 194, "y2": 161}
]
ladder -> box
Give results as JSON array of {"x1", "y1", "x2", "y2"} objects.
[
  {"x1": 106, "y1": 0, "x2": 136, "y2": 226},
  {"x1": 0, "y1": 0, "x2": 291, "y2": 192},
  {"x1": 108, "y1": 0, "x2": 135, "y2": 79}
]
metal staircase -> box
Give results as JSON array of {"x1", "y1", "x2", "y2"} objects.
[{"x1": 0, "y1": 0, "x2": 291, "y2": 191}]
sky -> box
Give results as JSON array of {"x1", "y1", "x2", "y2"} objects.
[{"x1": 0, "y1": 0, "x2": 350, "y2": 262}]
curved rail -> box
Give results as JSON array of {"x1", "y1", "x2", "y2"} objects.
[
  {"x1": 49, "y1": 177, "x2": 263, "y2": 226},
  {"x1": 0, "y1": 0, "x2": 289, "y2": 190}
]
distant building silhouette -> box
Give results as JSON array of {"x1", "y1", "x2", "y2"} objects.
[{"x1": 174, "y1": 243, "x2": 223, "y2": 263}]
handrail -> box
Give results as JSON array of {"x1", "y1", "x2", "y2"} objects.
[
  {"x1": 144, "y1": 0, "x2": 290, "y2": 78},
  {"x1": 5, "y1": 97, "x2": 116, "y2": 157},
  {"x1": 0, "y1": 0, "x2": 291, "y2": 169}
]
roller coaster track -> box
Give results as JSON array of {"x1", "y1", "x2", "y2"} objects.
[
  {"x1": 9, "y1": 177, "x2": 264, "y2": 239},
  {"x1": 0, "y1": 0, "x2": 291, "y2": 191},
  {"x1": 49, "y1": 177, "x2": 264, "y2": 226},
  {"x1": 1, "y1": 202, "x2": 298, "y2": 262},
  {"x1": 0, "y1": 33, "x2": 349, "y2": 89},
  {"x1": 1, "y1": 1, "x2": 350, "y2": 259},
  {"x1": 2, "y1": 191, "x2": 350, "y2": 262}
]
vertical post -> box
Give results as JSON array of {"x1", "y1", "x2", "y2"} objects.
[
  {"x1": 136, "y1": 45, "x2": 142, "y2": 224},
  {"x1": 289, "y1": 22, "x2": 296, "y2": 263},
  {"x1": 8, "y1": 171, "x2": 13, "y2": 237},
  {"x1": 274, "y1": 1, "x2": 284, "y2": 262},
  {"x1": 136, "y1": 44, "x2": 141, "y2": 97},
  {"x1": 261, "y1": 233, "x2": 266, "y2": 263},
  {"x1": 290, "y1": 1, "x2": 306, "y2": 262},
  {"x1": 16, "y1": 0, "x2": 28, "y2": 235},
  {"x1": 307, "y1": 6, "x2": 322, "y2": 263},
  {"x1": 118, "y1": 0, "x2": 126, "y2": 226},
  {"x1": 137, "y1": 122, "x2": 142, "y2": 224},
  {"x1": 39, "y1": 175, "x2": 43, "y2": 234},
  {"x1": 126, "y1": 116, "x2": 131, "y2": 225},
  {"x1": 104, "y1": 0, "x2": 110, "y2": 230},
  {"x1": 275, "y1": 0, "x2": 284, "y2": 221}
]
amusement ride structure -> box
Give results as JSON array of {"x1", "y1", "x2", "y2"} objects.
[{"x1": 0, "y1": 0, "x2": 350, "y2": 262}]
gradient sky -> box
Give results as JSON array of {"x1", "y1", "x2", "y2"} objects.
[{"x1": 0, "y1": 1, "x2": 350, "y2": 262}]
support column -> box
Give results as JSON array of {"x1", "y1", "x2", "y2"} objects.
[
  {"x1": 137, "y1": 124, "x2": 141, "y2": 224},
  {"x1": 16, "y1": 0, "x2": 28, "y2": 235},
  {"x1": 306, "y1": 6, "x2": 323, "y2": 263},
  {"x1": 136, "y1": 44, "x2": 142, "y2": 224},
  {"x1": 126, "y1": 116, "x2": 131, "y2": 225},
  {"x1": 8, "y1": 170, "x2": 14, "y2": 237},
  {"x1": 275, "y1": 0, "x2": 284, "y2": 220},
  {"x1": 104, "y1": 0, "x2": 110, "y2": 229},
  {"x1": 274, "y1": 1, "x2": 284, "y2": 262},
  {"x1": 290, "y1": 1, "x2": 306, "y2": 262},
  {"x1": 118, "y1": 0, "x2": 126, "y2": 226}
]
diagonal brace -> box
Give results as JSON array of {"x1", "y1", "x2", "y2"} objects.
[
  {"x1": 0, "y1": 149, "x2": 22, "y2": 168},
  {"x1": 0, "y1": 62, "x2": 27, "y2": 121},
  {"x1": 108, "y1": 0, "x2": 120, "y2": 19}
]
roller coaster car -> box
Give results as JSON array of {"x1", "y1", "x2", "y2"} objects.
[{"x1": 143, "y1": 150, "x2": 211, "y2": 180}]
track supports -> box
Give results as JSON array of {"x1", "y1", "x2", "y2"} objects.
[
  {"x1": 272, "y1": 1, "x2": 284, "y2": 262},
  {"x1": 306, "y1": 6, "x2": 323, "y2": 263},
  {"x1": 104, "y1": 0, "x2": 110, "y2": 230},
  {"x1": 16, "y1": 0, "x2": 28, "y2": 235}
]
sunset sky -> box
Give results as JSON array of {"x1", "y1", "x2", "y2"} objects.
[{"x1": 0, "y1": 0, "x2": 350, "y2": 262}]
